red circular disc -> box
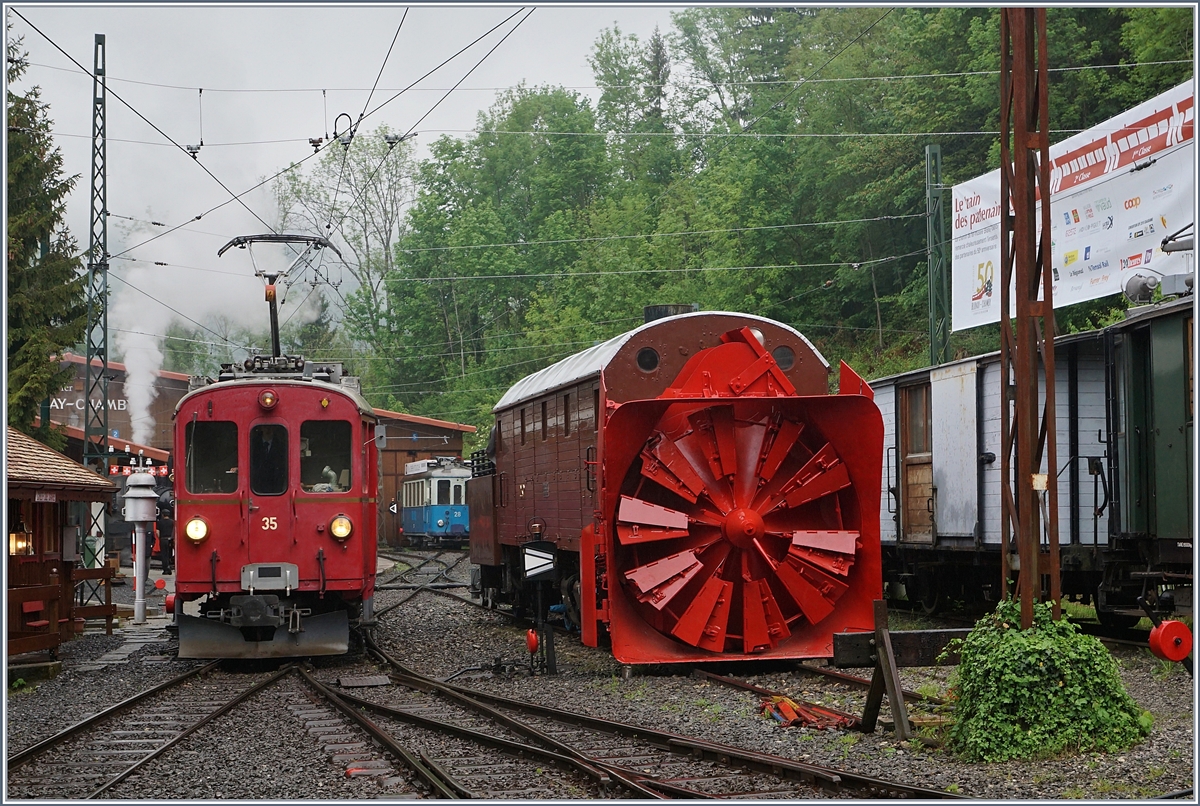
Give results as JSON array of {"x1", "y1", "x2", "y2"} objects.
[
  {"x1": 1149, "y1": 620, "x2": 1193, "y2": 662},
  {"x1": 155, "y1": 578, "x2": 167, "y2": 590}
]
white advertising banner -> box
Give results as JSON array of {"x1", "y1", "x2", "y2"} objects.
[{"x1": 952, "y1": 82, "x2": 1195, "y2": 331}]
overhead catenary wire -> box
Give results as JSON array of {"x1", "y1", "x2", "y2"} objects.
[
  {"x1": 319, "y1": 8, "x2": 533, "y2": 255},
  {"x1": 11, "y1": 10, "x2": 281, "y2": 240},
  {"x1": 21, "y1": 57, "x2": 1190, "y2": 94},
  {"x1": 389, "y1": 248, "x2": 926, "y2": 283},
  {"x1": 15, "y1": 6, "x2": 530, "y2": 268}
]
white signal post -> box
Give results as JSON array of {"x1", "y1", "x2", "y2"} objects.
[{"x1": 122, "y1": 465, "x2": 160, "y2": 624}]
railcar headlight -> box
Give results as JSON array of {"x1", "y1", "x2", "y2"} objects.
[
  {"x1": 437, "y1": 519, "x2": 446, "y2": 527},
  {"x1": 330, "y1": 515, "x2": 353, "y2": 541},
  {"x1": 258, "y1": 389, "x2": 278, "y2": 409},
  {"x1": 185, "y1": 517, "x2": 209, "y2": 543}
]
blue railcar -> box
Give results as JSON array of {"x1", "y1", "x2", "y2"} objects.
[{"x1": 399, "y1": 456, "x2": 470, "y2": 547}]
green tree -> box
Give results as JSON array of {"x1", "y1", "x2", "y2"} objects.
[
  {"x1": 274, "y1": 124, "x2": 417, "y2": 350},
  {"x1": 6, "y1": 35, "x2": 86, "y2": 450}
]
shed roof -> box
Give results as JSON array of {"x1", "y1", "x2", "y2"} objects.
[
  {"x1": 372, "y1": 408, "x2": 477, "y2": 433},
  {"x1": 6, "y1": 426, "x2": 119, "y2": 498},
  {"x1": 493, "y1": 311, "x2": 828, "y2": 411},
  {"x1": 60, "y1": 351, "x2": 191, "y2": 383}
]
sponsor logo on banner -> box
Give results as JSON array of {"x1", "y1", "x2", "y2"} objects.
[
  {"x1": 1063, "y1": 211, "x2": 1072, "y2": 225},
  {"x1": 1070, "y1": 282, "x2": 1084, "y2": 292},
  {"x1": 1084, "y1": 246, "x2": 1091, "y2": 260},
  {"x1": 971, "y1": 260, "x2": 994, "y2": 303},
  {"x1": 1064, "y1": 250, "x2": 1079, "y2": 265},
  {"x1": 1102, "y1": 216, "x2": 1114, "y2": 230},
  {"x1": 1152, "y1": 184, "x2": 1174, "y2": 199},
  {"x1": 1095, "y1": 197, "x2": 1112, "y2": 211},
  {"x1": 1120, "y1": 253, "x2": 1144, "y2": 269},
  {"x1": 1066, "y1": 226, "x2": 1077, "y2": 237},
  {"x1": 1069, "y1": 267, "x2": 1084, "y2": 278},
  {"x1": 1124, "y1": 196, "x2": 1141, "y2": 210},
  {"x1": 1087, "y1": 259, "x2": 1110, "y2": 272},
  {"x1": 1071, "y1": 209, "x2": 1081, "y2": 223},
  {"x1": 1144, "y1": 250, "x2": 1153, "y2": 264},
  {"x1": 1084, "y1": 204, "x2": 1095, "y2": 219},
  {"x1": 1090, "y1": 273, "x2": 1111, "y2": 286}
]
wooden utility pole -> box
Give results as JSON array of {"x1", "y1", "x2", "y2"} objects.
[{"x1": 999, "y1": 9, "x2": 1061, "y2": 628}]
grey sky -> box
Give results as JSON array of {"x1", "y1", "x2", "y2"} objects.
[{"x1": 7, "y1": 4, "x2": 678, "y2": 337}]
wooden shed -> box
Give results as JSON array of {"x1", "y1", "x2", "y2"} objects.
[{"x1": 6, "y1": 426, "x2": 119, "y2": 657}]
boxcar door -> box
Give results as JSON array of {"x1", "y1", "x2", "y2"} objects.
[
  {"x1": 899, "y1": 382, "x2": 934, "y2": 543},
  {"x1": 247, "y1": 422, "x2": 292, "y2": 562}
]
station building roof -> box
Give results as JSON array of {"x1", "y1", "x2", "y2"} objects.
[{"x1": 6, "y1": 426, "x2": 119, "y2": 500}]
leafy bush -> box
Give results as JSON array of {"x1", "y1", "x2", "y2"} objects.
[{"x1": 945, "y1": 600, "x2": 1153, "y2": 762}]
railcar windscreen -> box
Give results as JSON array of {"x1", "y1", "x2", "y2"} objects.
[
  {"x1": 185, "y1": 421, "x2": 238, "y2": 494},
  {"x1": 300, "y1": 421, "x2": 352, "y2": 492},
  {"x1": 251, "y1": 424, "x2": 289, "y2": 495}
]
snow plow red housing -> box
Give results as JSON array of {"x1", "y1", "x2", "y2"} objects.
[
  {"x1": 588, "y1": 332, "x2": 882, "y2": 663},
  {"x1": 470, "y1": 313, "x2": 883, "y2": 665}
]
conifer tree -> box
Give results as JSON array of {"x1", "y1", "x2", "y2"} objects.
[{"x1": 6, "y1": 34, "x2": 87, "y2": 450}]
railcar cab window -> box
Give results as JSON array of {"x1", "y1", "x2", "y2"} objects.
[
  {"x1": 251, "y1": 424, "x2": 289, "y2": 496},
  {"x1": 300, "y1": 421, "x2": 352, "y2": 493},
  {"x1": 185, "y1": 421, "x2": 238, "y2": 494}
]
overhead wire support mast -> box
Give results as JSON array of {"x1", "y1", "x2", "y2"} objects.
[
  {"x1": 926, "y1": 144, "x2": 950, "y2": 366},
  {"x1": 999, "y1": 9, "x2": 1060, "y2": 629},
  {"x1": 84, "y1": 32, "x2": 110, "y2": 563}
]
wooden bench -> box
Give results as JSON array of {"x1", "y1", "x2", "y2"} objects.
[
  {"x1": 22, "y1": 600, "x2": 51, "y2": 630},
  {"x1": 7, "y1": 585, "x2": 62, "y2": 657}
]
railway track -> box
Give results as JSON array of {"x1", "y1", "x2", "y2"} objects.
[
  {"x1": 6, "y1": 661, "x2": 289, "y2": 799},
  {"x1": 355, "y1": 634, "x2": 963, "y2": 799}
]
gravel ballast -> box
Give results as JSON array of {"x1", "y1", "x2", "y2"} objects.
[{"x1": 6, "y1": 555, "x2": 1194, "y2": 800}]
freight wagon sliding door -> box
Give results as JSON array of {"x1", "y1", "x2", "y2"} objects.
[
  {"x1": 899, "y1": 383, "x2": 933, "y2": 543},
  {"x1": 930, "y1": 363, "x2": 978, "y2": 539}
]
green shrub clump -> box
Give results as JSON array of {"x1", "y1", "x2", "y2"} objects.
[{"x1": 945, "y1": 599, "x2": 1153, "y2": 762}]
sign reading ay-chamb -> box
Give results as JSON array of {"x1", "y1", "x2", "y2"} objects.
[{"x1": 952, "y1": 81, "x2": 1194, "y2": 331}]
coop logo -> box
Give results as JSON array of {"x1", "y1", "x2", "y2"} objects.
[
  {"x1": 1064, "y1": 250, "x2": 1079, "y2": 266},
  {"x1": 1087, "y1": 259, "x2": 1110, "y2": 272},
  {"x1": 1120, "y1": 253, "x2": 1143, "y2": 269},
  {"x1": 1151, "y1": 184, "x2": 1174, "y2": 199},
  {"x1": 1123, "y1": 196, "x2": 1141, "y2": 210}
]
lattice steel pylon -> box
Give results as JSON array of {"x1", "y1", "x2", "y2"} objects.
[
  {"x1": 926, "y1": 144, "x2": 951, "y2": 366},
  {"x1": 998, "y1": 9, "x2": 1060, "y2": 629},
  {"x1": 84, "y1": 33, "x2": 110, "y2": 562}
]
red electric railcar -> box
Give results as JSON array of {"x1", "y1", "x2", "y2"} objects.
[{"x1": 171, "y1": 234, "x2": 379, "y2": 659}]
